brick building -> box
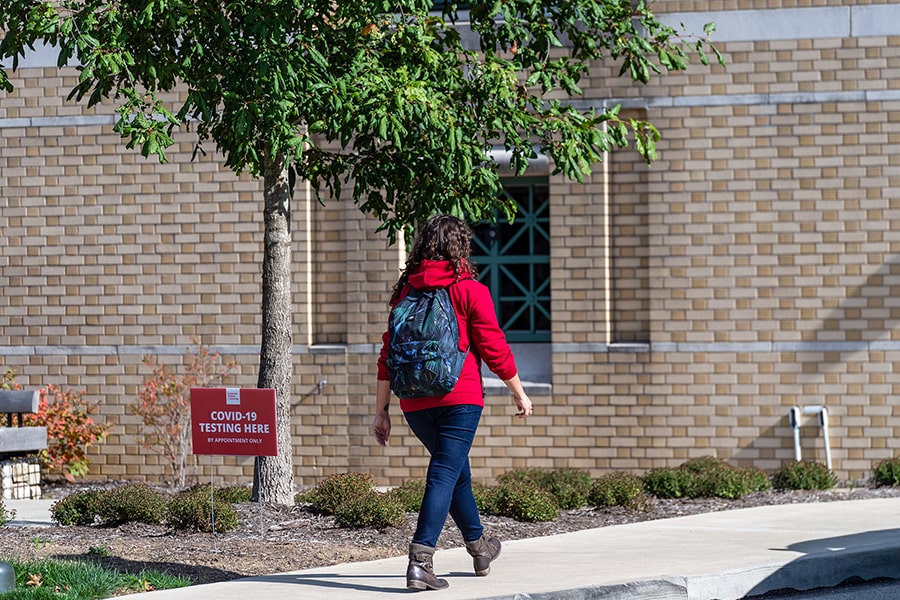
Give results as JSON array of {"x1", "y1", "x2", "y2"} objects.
[{"x1": 2, "y1": 1, "x2": 900, "y2": 487}]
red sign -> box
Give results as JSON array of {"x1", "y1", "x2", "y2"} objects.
[{"x1": 190, "y1": 388, "x2": 278, "y2": 456}]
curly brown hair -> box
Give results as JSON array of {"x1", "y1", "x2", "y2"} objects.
[{"x1": 390, "y1": 215, "x2": 478, "y2": 304}]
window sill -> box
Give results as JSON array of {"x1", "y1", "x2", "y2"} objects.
[{"x1": 483, "y1": 377, "x2": 552, "y2": 396}]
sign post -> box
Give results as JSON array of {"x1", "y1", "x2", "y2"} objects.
[{"x1": 190, "y1": 387, "x2": 278, "y2": 550}]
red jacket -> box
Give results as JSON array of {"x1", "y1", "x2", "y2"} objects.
[{"x1": 378, "y1": 259, "x2": 518, "y2": 412}]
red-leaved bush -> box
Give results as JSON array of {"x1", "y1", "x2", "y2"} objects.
[
  {"x1": 27, "y1": 384, "x2": 108, "y2": 481},
  {"x1": 5, "y1": 368, "x2": 108, "y2": 481},
  {"x1": 0, "y1": 378, "x2": 107, "y2": 486},
  {"x1": 132, "y1": 340, "x2": 235, "y2": 489}
]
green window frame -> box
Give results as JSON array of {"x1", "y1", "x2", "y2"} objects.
[{"x1": 472, "y1": 178, "x2": 550, "y2": 343}]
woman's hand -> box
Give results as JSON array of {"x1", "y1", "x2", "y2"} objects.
[
  {"x1": 502, "y1": 374, "x2": 533, "y2": 419},
  {"x1": 373, "y1": 379, "x2": 392, "y2": 445},
  {"x1": 373, "y1": 412, "x2": 391, "y2": 446},
  {"x1": 514, "y1": 393, "x2": 533, "y2": 419}
]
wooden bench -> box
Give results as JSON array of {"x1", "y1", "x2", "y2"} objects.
[{"x1": 0, "y1": 390, "x2": 48, "y2": 456}]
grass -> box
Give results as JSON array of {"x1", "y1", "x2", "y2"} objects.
[{"x1": 0, "y1": 557, "x2": 191, "y2": 599}]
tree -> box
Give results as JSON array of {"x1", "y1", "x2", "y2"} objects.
[{"x1": 1, "y1": 0, "x2": 722, "y2": 505}]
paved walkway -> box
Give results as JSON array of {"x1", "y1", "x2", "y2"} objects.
[{"x1": 7, "y1": 496, "x2": 900, "y2": 599}]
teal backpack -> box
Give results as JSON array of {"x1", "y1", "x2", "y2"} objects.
[{"x1": 387, "y1": 285, "x2": 468, "y2": 399}]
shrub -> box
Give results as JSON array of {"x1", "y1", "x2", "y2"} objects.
[
  {"x1": 589, "y1": 472, "x2": 646, "y2": 508},
  {"x1": 680, "y1": 456, "x2": 726, "y2": 474},
  {"x1": 496, "y1": 468, "x2": 592, "y2": 510},
  {"x1": 167, "y1": 489, "x2": 239, "y2": 532},
  {"x1": 693, "y1": 467, "x2": 748, "y2": 499},
  {"x1": 643, "y1": 458, "x2": 771, "y2": 500},
  {"x1": 772, "y1": 461, "x2": 837, "y2": 491},
  {"x1": 215, "y1": 484, "x2": 253, "y2": 504},
  {"x1": 472, "y1": 481, "x2": 500, "y2": 515},
  {"x1": 627, "y1": 491, "x2": 656, "y2": 512},
  {"x1": 132, "y1": 339, "x2": 235, "y2": 489},
  {"x1": 184, "y1": 483, "x2": 253, "y2": 504},
  {"x1": 388, "y1": 479, "x2": 426, "y2": 512},
  {"x1": 96, "y1": 484, "x2": 169, "y2": 525},
  {"x1": 643, "y1": 467, "x2": 695, "y2": 499},
  {"x1": 873, "y1": 458, "x2": 900, "y2": 487},
  {"x1": 51, "y1": 489, "x2": 104, "y2": 526},
  {"x1": 688, "y1": 459, "x2": 771, "y2": 499},
  {"x1": 496, "y1": 467, "x2": 548, "y2": 489},
  {"x1": 308, "y1": 472, "x2": 375, "y2": 515},
  {"x1": 294, "y1": 488, "x2": 315, "y2": 504},
  {"x1": 491, "y1": 480, "x2": 559, "y2": 522},
  {"x1": 25, "y1": 384, "x2": 108, "y2": 482},
  {"x1": 544, "y1": 469, "x2": 593, "y2": 509},
  {"x1": 733, "y1": 467, "x2": 771, "y2": 495},
  {"x1": 333, "y1": 491, "x2": 405, "y2": 529},
  {"x1": 3, "y1": 369, "x2": 108, "y2": 481}
]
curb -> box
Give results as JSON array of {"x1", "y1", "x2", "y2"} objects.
[
  {"x1": 481, "y1": 580, "x2": 689, "y2": 600},
  {"x1": 481, "y1": 541, "x2": 900, "y2": 600}
]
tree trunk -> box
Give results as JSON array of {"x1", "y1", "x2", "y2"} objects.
[{"x1": 252, "y1": 152, "x2": 295, "y2": 506}]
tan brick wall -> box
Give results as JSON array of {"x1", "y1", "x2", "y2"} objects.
[{"x1": 4, "y1": 5, "x2": 900, "y2": 488}]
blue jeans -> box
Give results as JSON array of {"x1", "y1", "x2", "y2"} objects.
[{"x1": 403, "y1": 404, "x2": 484, "y2": 548}]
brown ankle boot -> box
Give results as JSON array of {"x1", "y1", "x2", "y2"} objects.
[
  {"x1": 464, "y1": 535, "x2": 501, "y2": 576},
  {"x1": 406, "y1": 543, "x2": 449, "y2": 591}
]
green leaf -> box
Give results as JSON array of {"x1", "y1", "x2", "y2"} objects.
[
  {"x1": 0, "y1": 0, "x2": 719, "y2": 235},
  {"x1": 696, "y1": 42, "x2": 709, "y2": 66},
  {"x1": 713, "y1": 45, "x2": 726, "y2": 68}
]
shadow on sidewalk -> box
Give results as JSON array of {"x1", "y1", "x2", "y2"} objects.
[
  {"x1": 243, "y1": 569, "x2": 486, "y2": 595},
  {"x1": 744, "y1": 528, "x2": 900, "y2": 598},
  {"x1": 243, "y1": 572, "x2": 407, "y2": 594}
]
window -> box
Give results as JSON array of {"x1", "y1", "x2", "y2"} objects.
[{"x1": 472, "y1": 178, "x2": 550, "y2": 343}]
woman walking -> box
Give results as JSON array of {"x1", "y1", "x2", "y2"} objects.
[{"x1": 373, "y1": 214, "x2": 533, "y2": 591}]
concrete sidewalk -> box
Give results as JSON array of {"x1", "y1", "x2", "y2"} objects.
[
  {"x1": 7, "y1": 497, "x2": 900, "y2": 599},
  {"x1": 5, "y1": 498, "x2": 55, "y2": 528}
]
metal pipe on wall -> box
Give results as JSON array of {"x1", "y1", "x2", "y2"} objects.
[{"x1": 789, "y1": 405, "x2": 832, "y2": 470}]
